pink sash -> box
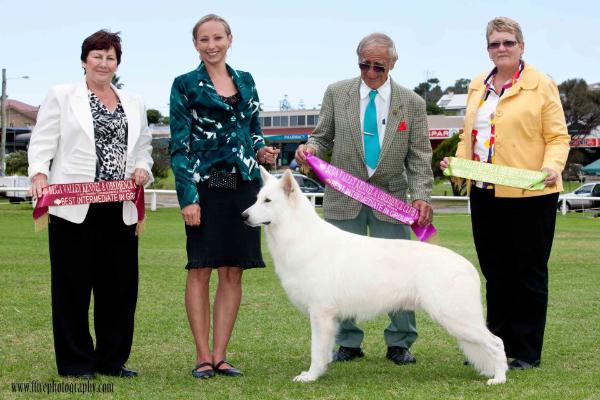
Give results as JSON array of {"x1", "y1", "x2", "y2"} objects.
[
  {"x1": 33, "y1": 180, "x2": 145, "y2": 232},
  {"x1": 305, "y1": 153, "x2": 436, "y2": 241}
]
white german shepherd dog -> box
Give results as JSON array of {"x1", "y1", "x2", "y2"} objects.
[{"x1": 242, "y1": 167, "x2": 507, "y2": 385}]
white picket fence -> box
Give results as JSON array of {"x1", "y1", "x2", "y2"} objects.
[{"x1": 2, "y1": 187, "x2": 599, "y2": 215}]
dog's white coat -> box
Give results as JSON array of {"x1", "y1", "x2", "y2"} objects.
[{"x1": 242, "y1": 168, "x2": 507, "y2": 385}]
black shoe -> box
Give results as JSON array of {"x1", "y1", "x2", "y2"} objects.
[
  {"x1": 508, "y1": 359, "x2": 539, "y2": 370},
  {"x1": 98, "y1": 366, "x2": 138, "y2": 378},
  {"x1": 192, "y1": 362, "x2": 215, "y2": 379},
  {"x1": 214, "y1": 360, "x2": 242, "y2": 377},
  {"x1": 386, "y1": 346, "x2": 416, "y2": 365},
  {"x1": 332, "y1": 346, "x2": 364, "y2": 362}
]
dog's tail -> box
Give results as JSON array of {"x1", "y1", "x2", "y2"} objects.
[{"x1": 458, "y1": 331, "x2": 507, "y2": 385}]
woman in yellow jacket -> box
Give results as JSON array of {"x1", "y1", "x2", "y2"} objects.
[{"x1": 441, "y1": 17, "x2": 570, "y2": 370}]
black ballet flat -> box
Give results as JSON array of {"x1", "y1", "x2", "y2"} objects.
[
  {"x1": 214, "y1": 360, "x2": 242, "y2": 377},
  {"x1": 192, "y1": 362, "x2": 215, "y2": 379}
]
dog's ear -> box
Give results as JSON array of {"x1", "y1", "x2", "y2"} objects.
[
  {"x1": 259, "y1": 165, "x2": 272, "y2": 185},
  {"x1": 281, "y1": 170, "x2": 297, "y2": 197}
]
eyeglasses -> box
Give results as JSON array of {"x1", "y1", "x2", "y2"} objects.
[
  {"x1": 358, "y1": 62, "x2": 386, "y2": 73},
  {"x1": 487, "y1": 40, "x2": 518, "y2": 50}
]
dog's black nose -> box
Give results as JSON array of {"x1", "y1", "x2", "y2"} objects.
[{"x1": 241, "y1": 212, "x2": 248, "y2": 221}]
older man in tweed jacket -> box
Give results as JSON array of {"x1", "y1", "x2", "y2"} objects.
[{"x1": 295, "y1": 33, "x2": 434, "y2": 366}]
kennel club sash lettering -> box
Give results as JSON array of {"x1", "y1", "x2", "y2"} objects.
[
  {"x1": 443, "y1": 157, "x2": 548, "y2": 190},
  {"x1": 305, "y1": 154, "x2": 436, "y2": 241},
  {"x1": 32, "y1": 180, "x2": 145, "y2": 231}
]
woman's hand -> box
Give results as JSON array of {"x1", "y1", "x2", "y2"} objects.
[
  {"x1": 439, "y1": 157, "x2": 450, "y2": 171},
  {"x1": 133, "y1": 168, "x2": 150, "y2": 186},
  {"x1": 257, "y1": 146, "x2": 280, "y2": 165},
  {"x1": 542, "y1": 167, "x2": 559, "y2": 187},
  {"x1": 182, "y1": 203, "x2": 201, "y2": 226},
  {"x1": 30, "y1": 173, "x2": 48, "y2": 198}
]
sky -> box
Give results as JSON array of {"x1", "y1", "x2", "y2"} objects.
[{"x1": 2, "y1": 0, "x2": 599, "y2": 115}]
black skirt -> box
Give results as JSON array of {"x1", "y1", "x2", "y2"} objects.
[{"x1": 185, "y1": 177, "x2": 265, "y2": 269}]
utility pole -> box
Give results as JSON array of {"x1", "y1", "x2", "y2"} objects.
[{"x1": 1, "y1": 68, "x2": 7, "y2": 175}]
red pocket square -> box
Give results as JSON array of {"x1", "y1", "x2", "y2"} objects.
[{"x1": 398, "y1": 120, "x2": 407, "y2": 132}]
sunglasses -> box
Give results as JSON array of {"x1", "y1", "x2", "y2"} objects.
[
  {"x1": 358, "y1": 62, "x2": 386, "y2": 73},
  {"x1": 487, "y1": 40, "x2": 518, "y2": 50}
]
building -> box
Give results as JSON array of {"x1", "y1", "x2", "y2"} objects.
[
  {"x1": 436, "y1": 93, "x2": 468, "y2": 116},
  {"x1": 258, "y1": 109, "x2": 465, "y2": 166},
  {"x1": 3, "y1": 99, "x2": 38, "y2": 128}
]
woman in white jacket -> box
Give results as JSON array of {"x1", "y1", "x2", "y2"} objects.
[{"x1": 28, "y1": 30, "x2": 153, "y2": 379}]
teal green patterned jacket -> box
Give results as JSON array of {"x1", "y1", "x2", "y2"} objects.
[{"x1": 169, "y1": 62, "x2": 266, "y2": 208}]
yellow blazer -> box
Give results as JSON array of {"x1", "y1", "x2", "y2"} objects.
[{"x1": 456, "y1": 63, "x2": 570, "y2": 198}]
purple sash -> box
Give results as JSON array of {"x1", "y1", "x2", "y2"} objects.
[{"x1": 305, "y1": 153, "x2": 436, "y2": 241}]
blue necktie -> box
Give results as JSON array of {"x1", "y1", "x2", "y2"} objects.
[{"x1": 363, "y1": 89, "x2": 380, "y2": 169}]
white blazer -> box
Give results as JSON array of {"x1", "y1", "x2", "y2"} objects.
[{"x1": 28, "y1": 81, "x2": 154, "y2": 224}]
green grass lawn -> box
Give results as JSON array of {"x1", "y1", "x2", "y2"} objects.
[{"x1": 1, "y1": 206, "x2": 599, "y2": 399}]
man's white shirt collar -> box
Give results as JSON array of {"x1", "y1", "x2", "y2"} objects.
[{"x1": 360, "y1": 76, "x2": 391, "y2": 101}]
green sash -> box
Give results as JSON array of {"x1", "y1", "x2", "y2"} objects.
[{"x1": 443, "y1": 157, "x2": 548, "y2": 190}]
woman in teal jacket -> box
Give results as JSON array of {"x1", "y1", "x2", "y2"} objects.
[{"x1": 170, "y1": 14, "x2": 279, "y2": 379}]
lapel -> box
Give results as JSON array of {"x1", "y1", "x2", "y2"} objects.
[
  {"x1": 345, "y1": 78, "x2": 364, "y2": 161},
  {"x1": 69, "y1": 80, "x2": 94, "y2": 144},
  {"x1": 115, "y1": 86, "x2": 140, "y2": 156},
  {"x1": 500, "y1": 63, "x2": 539, "y2": 101},
  {"x1": 195, "y1": 62, "x2": 249, "y2": 112},
  {"x1": 379, "y1": 79, "x2": 405, "y2": 161}
]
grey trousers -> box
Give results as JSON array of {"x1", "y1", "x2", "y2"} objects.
[{"x1": 326, "y1": 205, "x2": 418, "y2": 349}]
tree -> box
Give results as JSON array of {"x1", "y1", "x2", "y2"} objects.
[
  {"x1": 147, "y1": 109, "x2": 162, "y2": 124},
  {"x1": 444, "y1": 78, "x2": 471, "y2": 94},
  {"x1": 414, "y1": 78, "x2": 443, "y2": 114},
  {"x1": 150, "y1": 138, "x2": 171, "y2": 181},
  {"x1": 111, "y1": 75, "x2": 124, "y2": 89},
  {"x1": 431, "y1": 134, "x2": 466, "y2": 196},
  {"x1": 558, "y1": 79, "x2": 600, "y2": 137},
  {"x1": 6, "y1": 150, "x2": 28, "y2": 176}
]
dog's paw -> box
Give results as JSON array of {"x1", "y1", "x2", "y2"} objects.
[
  {"x1": 292, "y1": 371, "x2": 318, "y2": 382},
  {"x1": 486, "y1": 376, "x2": 506, "y2": 385}
]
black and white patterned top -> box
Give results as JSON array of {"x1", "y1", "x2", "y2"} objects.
[{"x1": 88, "y1": 90, "x2": 128, "y2": 181}]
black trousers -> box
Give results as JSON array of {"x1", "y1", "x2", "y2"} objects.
[
  {"x1": 470, "y1": 186, "x2": 558, "y2": 364},
  {"x1": 48, "y1": 203, "x2": 138, "y2": 375}
]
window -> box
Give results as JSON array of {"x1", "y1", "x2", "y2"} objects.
[
  {"x1": 297, "y1": 115, "x2": 305, "y2": 126},
  {"x1": 575, "y1": 185, "x2": 593, "y2": 195},
  {"x1": 307, "y1": 115, "x2": 315, "y2": 125},
  {"x1": 290, "y1": 115, "x2": 298, "y2": 126},
  {"x1": 273, "y1": 116, "x2": 280, "y2": 126},
  {"x1": 280, "y1": 116, "x2": 289, "y2": 127},
  {"x1": 314, "y1": 115, "x2": 319, "y2": 125},
  {"x1": 302, "y1": 178, "x2": 320, "y2": 189},
  {"x1": 263, "y1": 117, "x2": 271, "y2": 127}
]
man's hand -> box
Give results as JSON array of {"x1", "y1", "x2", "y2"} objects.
[
  {"x1": 412, "y1": 199, "x2": 433, "y2": 227},
  {"x1": 294, "y1": 144, "x2": 317, "y2": 166}
]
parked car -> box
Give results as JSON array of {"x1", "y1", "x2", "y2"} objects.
[
  {"x1": 558, "y1": 183, "x2": 600, "y2": 210},
  {"x1": 273, "y1": 172, "x2": 324, "y2": 205}
]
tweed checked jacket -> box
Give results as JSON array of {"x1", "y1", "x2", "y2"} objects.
[{"x1": 307, "y1": 77, "x2": 433, "y2": 223}]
